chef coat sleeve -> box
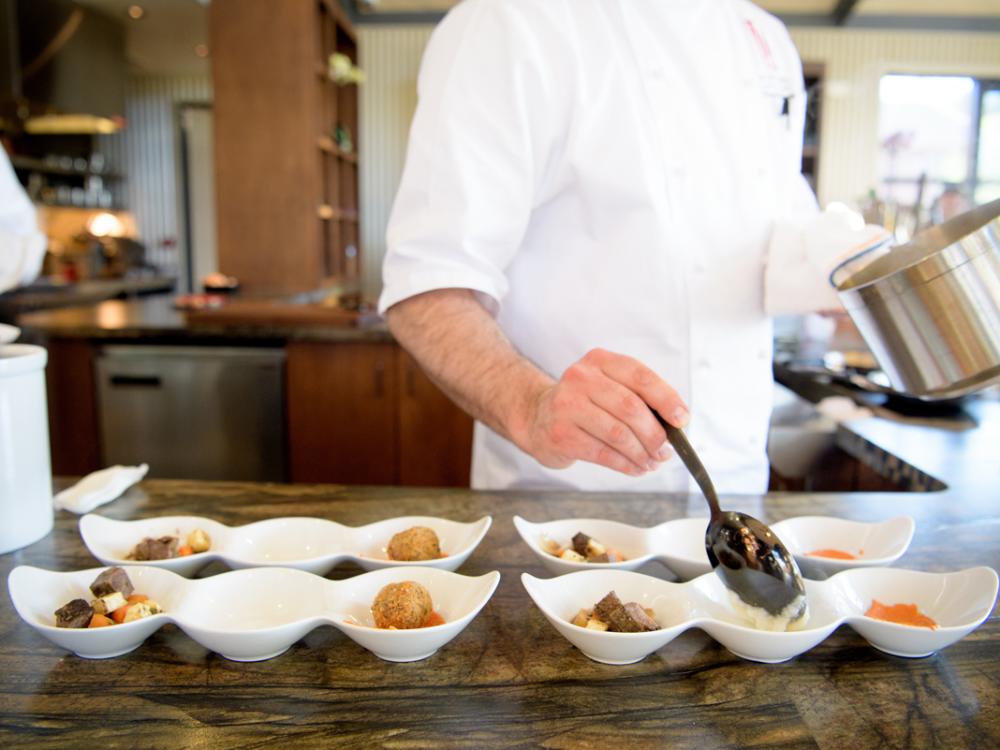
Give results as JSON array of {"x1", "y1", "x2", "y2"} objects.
[
  {"x1": 378, "y1": 0, "x2": 558, "y2": 315},
  {"x1": 0, "y1": 148, "x2": 46, "y2": 293}
]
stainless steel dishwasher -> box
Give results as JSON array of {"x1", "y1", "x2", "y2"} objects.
[{"x1": 95, "y1": 345, "x2": 286, "y2": 481}]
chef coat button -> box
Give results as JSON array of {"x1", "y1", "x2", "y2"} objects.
[{"x1": 697, "y1": 358, "x2": 710, "y2": 370}]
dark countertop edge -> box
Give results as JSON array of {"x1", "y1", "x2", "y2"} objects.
[{"x1": 24, "y1": 324, "x2": 396, "y2": 344}]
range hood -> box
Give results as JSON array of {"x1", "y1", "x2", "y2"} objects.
[{"x1": 0, "y1": 0, "x2": 125, "y2": 134}]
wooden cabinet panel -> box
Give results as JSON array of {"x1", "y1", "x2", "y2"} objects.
[
  {"x1": 287, "y1": 342, "x2": 398, "y2": 484},
  {"x1": 210, "y1": 0, "x2": 360, "y2": 293},
  {"x1": 45, "y1": 338, "x2": 101, "y2": 477},
  {"x1": 398, "y1": 351, "x2": 473, "y2": 487}
]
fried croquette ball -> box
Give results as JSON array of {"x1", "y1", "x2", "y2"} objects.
[
  {"x1": 371, "y1": 581, "x2": 433, "y2": 629},
  {"x1": 386, "y1": 526, "x2": 441, "y2": 561}
]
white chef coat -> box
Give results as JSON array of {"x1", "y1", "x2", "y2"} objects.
[
  {"x1": 0, "y1": 148, "x2": 46, "y2": 293},
  {"x1": 380, "y1": 0, "x2": 842, "y2": 493}
]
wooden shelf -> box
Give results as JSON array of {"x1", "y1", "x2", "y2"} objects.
[
  {"x1": 317, "y1": 205, "x2": 358, "y2": 222},
  {"x1": 317, "y1": 136, "x2": 358, "y2": 163},
  {"x1": 11, "y1": 155, "x2": 121, "y2": 180}
]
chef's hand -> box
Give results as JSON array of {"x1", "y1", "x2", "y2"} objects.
[{"x1": 517, "y1": 348, "x2": 689, "y2": 477}]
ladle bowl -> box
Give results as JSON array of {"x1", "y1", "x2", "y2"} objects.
[{"x1": 652, "y1": 410, "x2": 806, "y2": 622}]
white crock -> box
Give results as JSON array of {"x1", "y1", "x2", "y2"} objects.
[{"x1": 0, "y1": 344, "x2": 53, "y2": 554}]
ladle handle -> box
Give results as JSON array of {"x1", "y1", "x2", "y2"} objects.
[{"x1": 651, "y1": 409, "x2": 722, "y2": 520}]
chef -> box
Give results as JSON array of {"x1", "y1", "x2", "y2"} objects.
[
  {"x1": 379, "y1": 0, "x2": 885, "y2": 493},
  {"x1": 0, "y1": 147, "x2": 46, "y2": 294}
]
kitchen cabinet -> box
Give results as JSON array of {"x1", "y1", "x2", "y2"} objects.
[
  {"x1": 287, "y1": 342, "x2": 399, "y2": 485},
  {"x1": 397, "y1": 350, "x2": 474, "y2": 487},
  {"x1": 286, "y1": 342, "x2": 473, "y2": 486},
  {"x1": 44, "y1": 338, "x2": 101, "y2": 477}
]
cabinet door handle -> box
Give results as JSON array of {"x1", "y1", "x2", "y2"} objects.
[
  {"x1": 373, "y1": 359, "x2": 385, "y2": 397},
  {"x1": 109, "y1": 375, "x2": 162, "y2": 388}
]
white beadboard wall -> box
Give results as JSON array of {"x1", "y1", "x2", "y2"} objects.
[
  {"x1": 357, "y1": 24, "x2": 1000, "y2": 299},
  {"x1": 99, "y1": 74, "x2": 213, "y2": 279},
  {"x1": 358, "y1": 26, "x2": 433, "y2": 298}
]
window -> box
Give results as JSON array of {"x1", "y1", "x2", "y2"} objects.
[{"x1": 877, "y1": 74, "x2": 999, "y2": 235}]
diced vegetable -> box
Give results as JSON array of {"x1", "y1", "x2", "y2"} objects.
[
  {"x1": 585, "y1": 618, "x2": 609, "y2": 631},
  {"x1": 127, "y1": 594, "x2": 148, "y2": 605},
  {"x1": 559, "y1": 548, "x2": 586, "y2": 562},
  {"x1": 177, "y1": 545, "x2": 194, "y2": 556},
  {"x1": 186, "y1": 528, "x2": 211, "y2": 553},
  {"x1": 88, "y1": 614, "x2": 113, "y2": 628},
  {"x1": 123, "y1": 601, "x2": 162, "y2": 623},
  {"x1": 92, "y1": 591, "x2": 127, "y2": 616}
]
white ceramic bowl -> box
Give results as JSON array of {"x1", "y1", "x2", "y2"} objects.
[
  {"x1": 771, "y1": 515, "x2": 916, "y2": 579},
  {"x1": 513, "y1": 516, "x2": 709, "y2": 579},
  {"x1": 79, "y1": 514, "x2": 492, "y2": 576},
  {"x1": 9, "y1": 565, "x2": 500, "y2": 662},
  {"x1": 521, "y1": 566, "x2": 997, "y2": 664},
  {"x1": 514, "y1": 515, "x2": 915, "y2": 581}
]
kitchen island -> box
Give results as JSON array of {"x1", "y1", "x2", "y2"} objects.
[{"x1": 1, "y1": 480, "x2": 997, "y2": 748}]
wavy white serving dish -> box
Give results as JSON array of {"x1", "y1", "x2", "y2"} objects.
[
  {"x1": 514, "y1": 515, "x2": 914, "y2": 580},
  {"x1": 9, "y1": 565, "x2": 500, "y2": 662},
  {"x1": 522, "y1": 566, "x2": 997, "y2": 665},
  {"x1": 79, "y1": 514, "x2": 493, "y2": 576}
]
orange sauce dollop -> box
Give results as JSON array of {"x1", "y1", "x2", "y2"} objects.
[
  {"x1": 865, "y1": 600, "x2": 938, "y2": 629},
  {"x1": 807, "y1": 548, "x2": 857, "y2": 560},
  {"x1": 422, "y1": 611, "x2": 446, "y2": 628}
]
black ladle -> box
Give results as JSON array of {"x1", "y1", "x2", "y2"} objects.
[{"x1": 651, "y1": 410, "x2": 806, "y2": 621}]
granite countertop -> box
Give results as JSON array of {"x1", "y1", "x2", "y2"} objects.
[
  {"x1": 17, "y1": 294, "x2": 393, "y2": 344},
  {"x1": 0, "y1": 277, "x2": 176, "y2": 323},
  {"x1": 1, "y1": 480, "x2": 997, "y2": 747}
]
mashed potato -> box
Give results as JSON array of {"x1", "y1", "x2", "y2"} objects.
[{"x1": 726, "y1": 590, "x2": 808, "y2": 632}]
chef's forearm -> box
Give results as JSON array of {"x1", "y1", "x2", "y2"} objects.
[{"x1": 384, "y1": 288, "x2": 553, "y2": 450}]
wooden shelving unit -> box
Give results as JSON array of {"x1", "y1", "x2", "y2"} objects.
[
  {"x1": 210, "y1": 0, "x2": 361, "y2": 294},
  {"x1": 802, "y1": 63, "x2": 824, "y2": 194}
]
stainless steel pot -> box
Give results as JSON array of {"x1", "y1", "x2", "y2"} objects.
[{"x1": 834, "y1": 197, "x2": 1000, "y2": 399}]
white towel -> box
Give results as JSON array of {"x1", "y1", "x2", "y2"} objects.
[{"x1": 54, "y1": 464, "x2": 149, "y2": 514}]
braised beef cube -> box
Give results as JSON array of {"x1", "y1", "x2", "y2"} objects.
[
  {"x1": 571, "y1": 532, "x2": 591, "y2": 556},
  {"x1": 89, "y1": 566, "x2": 135, "y2": 598},
  {"x1": 608, "y1": 602, "x2": 659, "y2": 633},
  {"x1": 55, "y1": 598, "x2": 93, "y2": 628},
  {"x1": 593, "y1": 591, "x2": 624, "y2": 623},
  {"x1": 590, "y1": 552, "x2": 612, "y2": 563},
  {"x1": 130, "y1": 536, "x2": 178, "y2": 561}
]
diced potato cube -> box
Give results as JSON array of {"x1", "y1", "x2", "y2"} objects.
[
  {"x1": 559, "y1": 549, "x2": 586, "y2": 562},
  {"x1": 585, "y1": 618, "x2": 609, "y2": 631},
  {"x1": 585, "y1": 538, "x2": 607, "y2": 558},
  {"x1": 539, "y1": 536, "x2": 561, "y2": 556},
  {"x1": 186, "y1": 528, "x2": 211, "y2": 553},
  {"x1": 91, "y1": 591, "x2": 127, "y2": 616},
  {"x1": 644, "y1": 607, "x2": 655, "y2": 619},
  {"x1": 571, "y1": 609, "x2": 591, "y2": 628},
  {"x1": 123, "y1": 600, "x2": 162, "y2": 623}
]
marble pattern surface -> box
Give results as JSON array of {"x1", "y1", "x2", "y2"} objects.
[{"x1": 1, "y1": 479, "x2": 997, "y2": 748}]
